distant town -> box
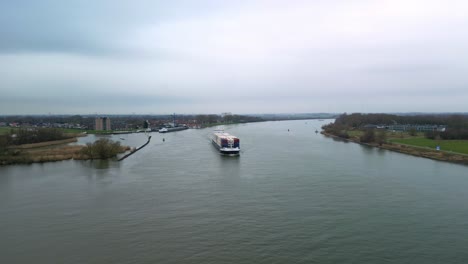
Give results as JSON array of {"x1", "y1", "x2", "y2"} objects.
[{"x1": 0, "y1": 113, "x2": 338, "y2": 133}]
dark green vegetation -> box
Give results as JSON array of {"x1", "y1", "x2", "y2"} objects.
[
  {"x1": 80, "y1": 138, "x2": 128, "y2": 159},
  {"x1": 0, "y1": 128, "x2": 68, "y2": 150},
  {"x1": 331, "y1": 113, "x2": 468, "y2": 140},
  {"x1": 14, "y1": 128, "x2": 67, "y2": 145},
  {"x1": 333, "y1": 113, "x2": 468, "y2": 127}
]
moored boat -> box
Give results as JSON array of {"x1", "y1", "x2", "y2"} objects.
[
  {"x1": 158, "y1": 113, "x2": 188, "y2": 133},
  {"x1": 159, "y1": 126, "x2": 188, "y2": 133},
  {"x1": 212, "y1": 130, "x2": 240, "y2": 155}
]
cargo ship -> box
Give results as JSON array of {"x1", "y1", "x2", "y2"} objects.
[{"x1": 212, "y1": 130, "x2": 240, "y2": 155}]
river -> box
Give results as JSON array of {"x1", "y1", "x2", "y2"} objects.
[{"x1": 1, "y1": 120, "x2": 467, "y2": 263}]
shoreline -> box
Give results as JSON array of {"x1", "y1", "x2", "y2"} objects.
[
  {"x1": 1, "y1": 137, "x2": 130, "y2": 166},
  {"x1": 321, "y1": 132, "x2": 468, "y2": 166}
]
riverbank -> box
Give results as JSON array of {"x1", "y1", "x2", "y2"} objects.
[
  {"x1": 321, "y1": 132, "x2": 468, "y2": 165},
  {"x1": 1, "y1": 138, "x2": 130, "y2": 165}
]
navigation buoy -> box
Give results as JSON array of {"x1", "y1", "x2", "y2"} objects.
[
  {"x1": 163, "y1": 138, "x2": 165, "y2": 142},
  {"x1": 288, "y1": 129, "x2": 290, "y2": 132}
]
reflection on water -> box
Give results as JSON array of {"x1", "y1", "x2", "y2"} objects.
[
  {"x1": 0, "y1": 167, "x2": 12, "y2": 192},
  {"x1": 219, "y1": 155, "x2": 241, "y2": 177},
  {"x1": 331, "y1": 136, "x2": 350, "y2": 143},
  {"x1": 360, "y1": 144, "x2": 375, "y2": 153},
  {"x1": 376, "y1": 148, "x2": 387, "y2": 156},
  {"x1": 359, "y1": 144, "x2": 388, "y2": 156},
  {"x1": 80, "y1": 159, "x2": 121, "y2": 170}
]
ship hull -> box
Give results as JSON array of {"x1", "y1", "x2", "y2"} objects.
[
  {"x1": 212, "y1": 140, "x2": 240, "y2": 155},
  {"x1": 212, "y1": 131, "x2": 240, "y2": 156}
]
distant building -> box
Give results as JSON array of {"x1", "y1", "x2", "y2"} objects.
[
  {"x1": 362, "y1": 124, "x2": 447, "y2": 132},
  {"x1": 95, "y1": 117, "x2": 111, "y2": 131},
  {"x1": 386, "y1": 124, "x2": 446, "y2": 132},
  {"x1": 363, "y1": 124, "x2": 379, "y2": 129}
]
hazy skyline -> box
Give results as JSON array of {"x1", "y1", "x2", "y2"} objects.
[{"x1": 1, "y1": 0, "x2": 468, "y2": 115}]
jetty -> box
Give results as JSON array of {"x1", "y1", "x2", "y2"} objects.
[{"x1": 118, "y1": 136, "x2": 152, "y2": 161}]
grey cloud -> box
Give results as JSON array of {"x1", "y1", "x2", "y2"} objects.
[
  {"x1": 0, "y1": 0, "x2": 239, "y2": 55},
  {"x1": 1, "y1": 0, "x2": 468, "y2": 114},
  {"x1": 362, "y1": 63, "x2": 446, "y2": 74}
]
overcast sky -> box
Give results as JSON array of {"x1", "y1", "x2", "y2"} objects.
[{"x1": 1, "y1": 0, "x2": 468, "y2": 115}]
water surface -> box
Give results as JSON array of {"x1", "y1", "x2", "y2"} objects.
[{"x1": 1, "y1": 120, "x2": 467, "y2": 263}]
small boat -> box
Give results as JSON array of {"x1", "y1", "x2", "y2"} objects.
[{"x1": 212, "y1": 130, "x2": 240, "y2": 155}]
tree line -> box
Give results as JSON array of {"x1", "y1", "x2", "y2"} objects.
[
  {"x1": 324, "y1": 113, "x2": 468, "y2": 140},
  {"x1": 194, "y1": 114, "x2": 263, "y2": 125},
  {"x1": 334, "y1": 113, "x2": 468, "y2": 129},
  {"x1": 0, "y1": 128, "x2": 67, "y2": 149}
]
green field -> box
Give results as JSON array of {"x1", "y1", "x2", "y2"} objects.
[
  {"x1": 346, "y1": 130, "x2": 363, "y2": 137},
  {"x1": 334, "y1": 129, "x2": 468, "y2": 155},
  {"x1": 390, "y1": 137, "x2": 468, "y2": 155},
  {"x1": 0, "y1": 127, "x2": 14, "y2": 135}
]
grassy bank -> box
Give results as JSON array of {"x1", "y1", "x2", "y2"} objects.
[
  {"x1": 1, "y1": 144, "x2": 83, "y2": 165},
  {"x1": 389, "y1": 138, "x2": 468, "y2": 155},
  {"x1": 339, "y1": 129, "x2": 468, "y2": 155},
  {"x1": 322, "y1": 131, "x2": 468, "y2": 165},
  {"x1": 1, "y1": 138, "x2": 130, "y2": 165}
]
